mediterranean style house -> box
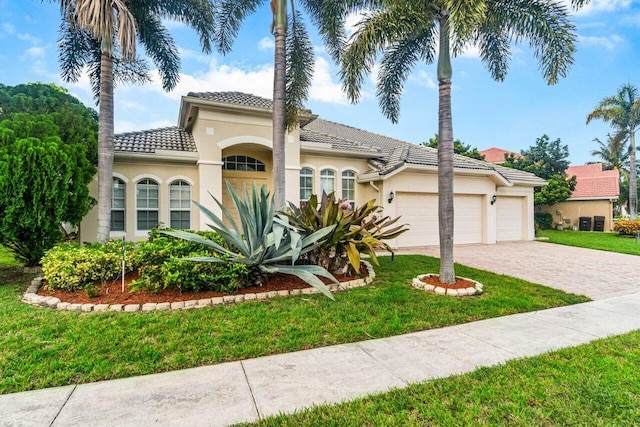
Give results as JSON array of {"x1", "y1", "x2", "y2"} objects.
[{"x1": 79, "y1": 91, "x2": 546, "y2": 248}]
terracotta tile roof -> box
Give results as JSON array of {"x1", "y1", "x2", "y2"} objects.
[
  {"x1": 479, "y1": 147, "x2": 521, "y2": 163},
  {"x1": 566, "y1": 164, "x2": 620, "y2": 199},
  {"x1": 114, "y1": 127, "x2": 196, "y2": 153}
]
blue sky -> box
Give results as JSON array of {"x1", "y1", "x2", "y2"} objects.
[{"x1": 1, "y1": 0, "x2": 639, "y2": 165}]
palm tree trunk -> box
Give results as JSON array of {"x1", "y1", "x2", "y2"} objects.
[
  {"x1": 437, "y1": 11, "x2": 455, "y2": 284},
  {"x1": 629, "y1": 131, "x2": 637, "y2": 220},
  {"x1": 272, "y1": 0, "x2": 287, "y2": 210},
  {"x1": 96, "y1": 51, "x2": 114, "y2": 243}
]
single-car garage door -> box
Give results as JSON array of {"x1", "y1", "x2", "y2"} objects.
[
  {"x1": 396, "y1": 193, "x2": 483, "y2": 247},
  {"x1": 496, "y1": 197, "x2": 524, "y2": 241}
]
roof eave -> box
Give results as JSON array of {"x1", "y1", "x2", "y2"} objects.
[
  {"x1": 115, "y1": 150, "x2": 199, "y2": 163},
  {"x1": 300, "y1": 141, "x2": 379, "y2": 159}
]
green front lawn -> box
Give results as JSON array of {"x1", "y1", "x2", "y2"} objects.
[
  {"x1": 0, "y1": 255, "x2": 588, "y2": 394},
  {"x1": 246, "y1": 330, "x2": 640, "y2": 426},
  {"x1": 0, "y1": 246, "x2": 18, "y2": 266},
  {"x1": 537, "y1": 229, "x2": 640, "y2": 256}
]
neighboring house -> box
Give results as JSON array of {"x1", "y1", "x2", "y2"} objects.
[
  {"x1": 80, "y1": 92, "x2": 546, "y2": 247},
  {"x1": 538, "y1": 163, "x2": 619, "y2": 231},
  {"x1": 479, "y1": 147, "x2": 522, "y2": 164}
]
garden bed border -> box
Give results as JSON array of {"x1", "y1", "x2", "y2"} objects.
[{"x1": 22, "y1": 262, "x2": 375, "y2": 313}]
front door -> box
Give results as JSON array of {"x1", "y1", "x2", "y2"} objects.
[{"x1": 221, "y1": 155, "x2": 269, "y2": 227}]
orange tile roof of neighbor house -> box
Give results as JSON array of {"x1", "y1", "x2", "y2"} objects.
[
  {"x1": 566, "y1": 163, "x2": 620, "y2": 199},
  {"x1": 479, "y1": 147, "x2": 522, "y2": 163}
]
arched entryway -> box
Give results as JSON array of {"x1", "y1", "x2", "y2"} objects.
[{"x1": 221, "y1": 145, "x2": 272, "y2": 226}]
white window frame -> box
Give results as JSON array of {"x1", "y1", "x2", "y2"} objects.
[
  {"x1": 320, "y1": 169, "x2": 335, "y2": 196},
  {"x1": 110, "y1": 177, "x2": 126, "y2": 233},
  {"x1": 300, "y1": 168, "x2": 314, "y2": 201},
  {"x1": 341, "y1": 170, "x2": 357, "y2": 210},
  {"x1": 136, "y1": 179, "x2": 160, "y2": 231},
  {"x1": 169, "y1": 180, "x2": 191, "y2": 230}
]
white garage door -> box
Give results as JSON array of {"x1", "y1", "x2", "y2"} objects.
[
  {"x1": 496, "y1": 197, "x2": 524, "y2": 241},
  {"x1": 396, "y1": 193, "x2": 483, "y2": 247}
]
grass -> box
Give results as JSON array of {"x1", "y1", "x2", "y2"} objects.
[
  {"x1": 244, "y1": 330, "x2": 640, "y2": 426},
  {"x1": 537, "y1": 229, "x2": 640, "y2": 256},
  {"x1": 0, "y1": 246, "x2": 19, "y2": 266},
  {"x1": 0, "y1": 255, "x2": 588, "y2": 394}
]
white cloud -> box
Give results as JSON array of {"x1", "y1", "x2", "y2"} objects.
[
  {"x1": 120, "y1": 100, "x2": 147, "y2": 112},
  {"x1": 144, "y1": 58, "x2": 275, "y2": 101},
  {"x1": 458, "y1": 44, "x2": 481, "y2": 59},
  {"x1": 2, "y1": 23, "x2": 15, "y2": 35},
  {"x1": 564, "y1": 0, "x2": 632, "y2": 15},
  {"x1": 116, "y1": 119, "x2": 173, "y2": 133},
  {"x1": 17, "y1": 32, "x2": 41, "y2": 45},
  {"x1": 410, "y1": 70, "x2": 437, "y2": 89},
  {"x1": 344, "y1": 12, "x2": 364, "y2": 38},
  {"x1": 21, "y1": 46, "x2": 45, "y2": 60},
  {"x1": 578, "y1": 34, "x2": 624, "y2": 49},
  {"x1": 258, "y1": 37, "x2": 274, "y2": 51},
  {"x1": 309, "y1": 56, "x2": 348, "y2": 104}
]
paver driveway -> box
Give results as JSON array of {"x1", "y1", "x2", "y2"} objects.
[{"x1": 395, "y1": 241, "x2": 639, "y2": 300}]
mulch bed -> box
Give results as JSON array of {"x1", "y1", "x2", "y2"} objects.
[
  {"x1": 37, "y1": 265, "x2": 368, "y2": 305},
  {"x1": 420, "y1": 275, "x2": 478, "y2": 290}
]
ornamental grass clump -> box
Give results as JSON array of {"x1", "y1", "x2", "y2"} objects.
[
  {"x1": 163, "y1": 182, "x2": 338, "y2": 300},
  {"x1": 282, "y1": 192, "x2": 408, "y2": 276}
]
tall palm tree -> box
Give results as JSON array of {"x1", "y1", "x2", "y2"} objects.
[
  {"x1": 213, "y1": 0, "x2": 370, "y2": 208},
  {"x1": 55, "y1": 0, "x2": 216, "y2": 242},
  {"x1": 590, "y1": 135, "x2": 629, "y2": 174},
  {"x1": 587, "y1": 84, "x2": 640, "y2": 220},
  {"x1": 340, "y1": 0, "x2": 583, "y2": 283}
]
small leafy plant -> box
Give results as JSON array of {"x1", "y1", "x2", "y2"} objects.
[
  {"x1": 41, "y1": 240, "x2": 137, "y2": 292},
  {"x1": 613, "y1": 220, "x2": 640, "y2": 236},
  {"x1": 163, "y1": 182, "x2": 338, "y2": 300},
  {"x1": 282, "y1": 192, "x2": 408, "y2": 275},
  {"x1": 131, "y1": 227, "x2": 247, "y2": 294}
]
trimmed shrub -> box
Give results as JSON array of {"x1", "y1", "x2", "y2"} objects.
[
  {"x1": 613, "y1": 220, "x2": 640, "y2": 236},
  {"x1": 41, "y1": 241, "x2": 137, "y2": 292},
  {"x1": 131, "y1": 227, "x2": 248, "y2": 294},
  {"x1": 534, "y1": 212, "x2": 554, "y2": 230}
]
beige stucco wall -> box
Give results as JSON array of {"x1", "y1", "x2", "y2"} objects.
[
  {"x1": 539, "y1": 199, "x2": 616, "y2": 231},
  {"x1": 299, "y1": 154, "x2": 375, "y2": 206},
  {"x1": 80, "y1": 156, "x2": 198, "y2": 242}
]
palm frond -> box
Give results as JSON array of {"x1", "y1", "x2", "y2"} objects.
[
  {"x1": 285, "y1": 11, "x2": 314, "y2": 130},
  {"x1": 133, "y1": 10, "x2": 180, "y2": 91},
  {"x1": 377, "y1": 30, "x2": 436, "y2": 123},
  {"x1": 485, "y1": 0, "x2": 576, "y2": 85},
  {"x1": 214, "y1": 0, "x2": 264, "y2": 54}
]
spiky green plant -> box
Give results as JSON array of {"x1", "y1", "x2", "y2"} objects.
[
  {"x1": 282, "y1": 192, "x2": 408, "y2": 275},
  {"x1": 163, "y1": 182, "x2": 337, "y2": 300}
]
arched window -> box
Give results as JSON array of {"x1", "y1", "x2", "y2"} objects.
[
  {"x1": 342, "y1": 171, "x2": 356, "y2": 210},
  {"x1": 320, "y1": 169, "x2": 335, "y2": 195},
  {"x1": 300, "y1": 168, "x2": 313, "y2": 201},
  {"x1": 136, "y1": 179, "x2": 159, "y2": 231},
  {"x1": 222, "y1": 155, "x2": 266, "y2": 172},
  {"x1": 111, "y1": 178, "x2": 126, "y2": 232},
  {"x1": 170, "y1": 180, "x2": 191, "y2": 230}
]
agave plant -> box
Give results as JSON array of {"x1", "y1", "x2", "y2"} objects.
[
  {"x1": 163, "y1": 182, "x2": 337, "y2": 300},
  {"x1": 282, "y1": 192, "x2": 409, "y2": 275}
]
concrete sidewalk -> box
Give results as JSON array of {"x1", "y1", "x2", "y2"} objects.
[{"x1": 2, "y1": 292, "x2": 640, "y2": 427}]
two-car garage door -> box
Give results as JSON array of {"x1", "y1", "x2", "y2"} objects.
[{"x1": 396, "y1": 193, "x2": 483, "y2": 247}]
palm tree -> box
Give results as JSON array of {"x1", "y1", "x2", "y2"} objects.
[
  {"x1": 213, "y1": 0, "x2": 366, "y2": 209},
  {"x1": 590, "y1": 135, "x2": 629, "y2": 174},
  {"x1": 340, "y1": 0, "x2": 583, "y2": 283},
  {"x1": 55, "y1": 0, "x2": 216, "y2": 242},
  {"x1": 587, "y1": 84, "x2": 640, "y2": 220}
]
